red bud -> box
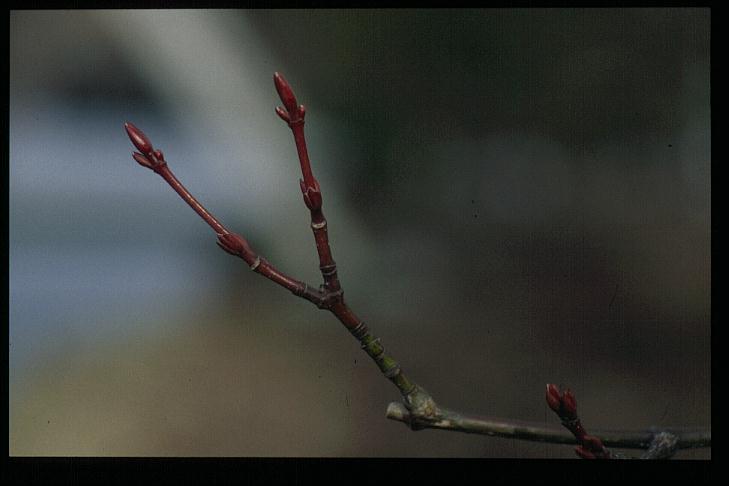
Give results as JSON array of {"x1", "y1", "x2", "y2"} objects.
[
  {"x1": 562, "y1": 389, "x2": 577, "y2": 418},
  {"x1": 153, "y1": 149, "x2": 165, "y2": 161},
  {"x1": 546, "y1": 384, "x2": 562, "y2": 413},
  {"x1": 133, "y1": 152, "x2": 154, "y2": 170},
  {"x1": 273, "y1": 72, "x2": 299, "y2": 114},
  {"x1": 300, "y1": 179, "x2": 322, "y2": 211},
  {"x1": 216, "y1": 233, "x2": 254, "y2": 261},
  {"x1": 275, "y1": 106, "x2": 290, "y2": 122},
  {"x1": 125, "y1": 122, "x2": 154, "y2": 156}
]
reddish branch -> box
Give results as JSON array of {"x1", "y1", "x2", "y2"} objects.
[
  {"x1": 125, "y1": 121, "x2": 325, "y2": 306},
  {"x1": 124, "y1": 73, "x2": 428, "y2": 417},
  {"x1": 273, "y1": 72, "x2": 341, "y2": 295},
  {"x1": 124, "y1": 72, "x2": 710, "y2": 458}
]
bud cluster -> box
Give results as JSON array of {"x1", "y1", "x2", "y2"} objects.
[
  {"x1": 546, "y1": 384, "x2": 611, "y2": 459},
  {"x1": 273, "y1": 72, "x2": 306, "y2": 126},
  {"x1": 125, "y1": 122, "x2": 166, "y2": 172}
]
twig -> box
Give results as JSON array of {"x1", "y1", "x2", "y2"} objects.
[
  {"x1": 386, "y1": 402, "x2": 708, "y2": 452},
  {"x1": 124, "y1": 73, "x2": 436, "y2": 420},
  {"x1": 124, "y1": 72, "x2": 711, "y2": 457},
  {"x1": 274, "y1": 73, "x2": 341, "y2": 294}
]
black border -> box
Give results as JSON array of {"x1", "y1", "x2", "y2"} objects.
[{"x1": 5, "y1": 3, "x2": 718, "y2": 485}]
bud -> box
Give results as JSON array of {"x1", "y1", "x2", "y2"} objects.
[
  {"x1": 133, "y1": 152, "x2": 154, "y2": 170},
  {"x1": 300, "y1": 179, "x2": 323, "y2": 211},
  {"x1": 216, "y1": 233, "x2": 254, "y2": 259},
  {"x1": 153, "y1": 149, "x2": 165, "y2": 161},
  {"x1": 562, "y1": 389, "x2": 577, "y2": 418},
  {"x1": 273, "y1": 72, "x2": 299, "y2": 114},
  {"x1": 124, "y1": 122, "x2": 154, "y2": 156},
  {"x1": 275, "y1": 106, "x2": 290, "y2": 123},
  {"x1": 545, "y1": 384, "x2": 562, "y2": 413}
]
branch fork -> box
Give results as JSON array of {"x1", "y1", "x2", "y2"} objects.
[{"x1": 124, "y1": 72, "x2": 709, "y2": 458}]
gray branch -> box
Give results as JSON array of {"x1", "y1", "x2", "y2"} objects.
[{"x1": 386, "y1": 401, "x2": 710, "y2": 454}]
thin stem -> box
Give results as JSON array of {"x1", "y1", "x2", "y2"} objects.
[
  {"x1": 385, "y1": 403, "x2": 710, "y2": 451},
  {"x1": 157, "y1": 165, "x2": 228, "y2": 235},
  {"x1": 271, "y1": 73, "x2": 429, "y2": 408},
  {"x1": 291, "y1": 123, "x2": 315, "y2": 188},
  {"x1": 274, "y1": 72, "x2": 341, "y2": 293}
]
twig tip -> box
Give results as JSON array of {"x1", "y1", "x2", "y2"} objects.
[
  {"x1": 273, "y1": 71, "x2": 298, "y2": 112},
  {"x1": 124, "y1": 121, "x2": 154, "y2": 156}
]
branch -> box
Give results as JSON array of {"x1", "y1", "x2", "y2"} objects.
[
  {"x1": 124, "y1": 122, "x2": 328, "y2": 307},
  {"x1": 386, "y1": 387, "x2": 708, "y2": 458},
  {"x1": 273, "y1": 73, "x2": 341, "y2": 294},
  {"x1": 123, "y1": 75, "x2": 435, "y2": 418},
  {"x1": 124, "y1": 72, "x2": 710, "y2": 458}
]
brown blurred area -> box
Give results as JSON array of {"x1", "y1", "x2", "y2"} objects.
[
  {"x1": 10, "y1": 282, "x2": 710, "y2": 457},
  {"x1": 10, "y1": 9, "x2": 709, "y2": 457}
]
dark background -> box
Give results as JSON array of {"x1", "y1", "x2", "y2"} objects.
[{"x1": 9, "y1": 9, "x2": 710, "y2": 457}]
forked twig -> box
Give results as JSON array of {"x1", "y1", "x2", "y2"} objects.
[{"x1": 124, "y1": 72, "x2": 710, "y2": 458}]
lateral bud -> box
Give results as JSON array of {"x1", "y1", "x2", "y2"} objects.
[
  {"x1": 562, "y1": 389, "x2": 577, "y2": 418},
  {"x1": 545, "y1": 384, "x2": 562, "y2": 413},
  {"x1": 275, "y1": 106, "x2": 290, "y2": 123},
  {"x1": 300, "y1": 179, "x2": 322, "y2": 210},
  {"x1": 133, "y1": 152, "x2": 154, "y2": 170},
  {"x1": 216, "y1": 232, "x2": 257, "y2": 267}
]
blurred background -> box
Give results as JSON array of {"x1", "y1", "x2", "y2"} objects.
[{"x1": 9, "y1": 9, "x2": 710, "y2": 457}]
